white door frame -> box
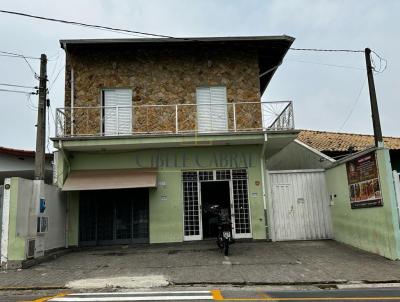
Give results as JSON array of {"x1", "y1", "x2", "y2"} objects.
[
  {"x1": 231, "y1": 178, "x2": 253, "y2": 239},
  {"x1": 266, "y1": 170, "x2": 276, "y2": 241},
  {"x1": 182, "y1": 178, "x2": 203, "y2": 241},
  {"x1": 198, "y1": 177, "x2": 252, "y2": 239},
  {"x1": 198, "y1": 179, "x2": 231, "y2": 240},
  {"x1": 182, "y1": 169, "x2": 252, "y2": 241}
]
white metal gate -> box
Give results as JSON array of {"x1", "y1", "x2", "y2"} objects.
[
  {"x1": 267, "y1": 170, "x2": 333, "y2": 241},
  {"x1": 0, "y1": 185, "x2": 3, "y2": 250},
  {"x1": 393, "y1": 170, "x2": 400, "y2": 223}
]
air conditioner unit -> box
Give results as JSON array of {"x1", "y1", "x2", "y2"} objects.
[
  {"x1": 34, "y1": 237, "x2": 45, "y2": 258},
  {"x1": 26, "y1": 239, "x2": 35, "y2": 259}
]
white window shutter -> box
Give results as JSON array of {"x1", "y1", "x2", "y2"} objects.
[
  {"x1": 103, "y1": 89, "x2": 132, "y2": 135},
  {"x1": 210, "y1": 86, "x2": 228, "y2": 131},
  {"x1": 196, "y1": 87, "x2": 212, "y2": 132},
  {"x1": 196, "y1": 86, "x2": 227, "y2": 133}
]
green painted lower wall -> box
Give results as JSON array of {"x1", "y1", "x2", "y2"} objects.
[
  {"x1": 149, "y1": 170, "x2": 183, "y2": 243},
  {"x1": 7, "y1": 178, "x2": 26, "y2": 261},
  {"x1": 67, "y1": 191, "x2": 79, "y2": 246},
  {"x1": 326, "y1": 149, "x2": 400, "y2": 260},
  {"x1": 66, "y1": 145, "x2": 266, "y2": 244}
]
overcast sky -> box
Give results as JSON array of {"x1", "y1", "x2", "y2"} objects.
[{"x1": 0, "y1": 0, "x2": 398, "y2": 150}]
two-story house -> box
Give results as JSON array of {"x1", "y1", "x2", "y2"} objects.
[{"x1": 53, "y1": 36, "x2": 297, "y2": 247}]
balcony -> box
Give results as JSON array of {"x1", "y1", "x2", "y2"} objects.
[{"x1": 55, "y1": 101, "x2": 294, "y2": 138}]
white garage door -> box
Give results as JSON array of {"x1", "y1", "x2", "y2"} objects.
[{"x1": 268, "y1": 170, "x2": 333, "y2": 241}]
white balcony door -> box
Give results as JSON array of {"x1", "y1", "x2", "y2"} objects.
[
  {"x1": 103, "y1": 89, "x2": 133, "y2": 135},
  {"x1": 196, "y1": 86, "x2": 228, "y2": 132}
]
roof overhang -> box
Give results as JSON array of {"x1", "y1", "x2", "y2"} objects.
[
  {"x1": 60, "y1": 35, "x2": 295, "y2": 95},
  {"x1": 52, "y1": 132, "x2": 267, "y2": 152}
]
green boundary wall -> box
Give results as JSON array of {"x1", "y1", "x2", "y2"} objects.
[
  {"x1": 326, "y1": 148, "x2": 400, "y2": 260},
  {"x1": 7, "y1": 178, "x2": 26, "y2": 261}
]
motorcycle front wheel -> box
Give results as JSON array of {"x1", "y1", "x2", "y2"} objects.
[{"x1": 224, "y1": 239, "x2": 229, "y2": 256}]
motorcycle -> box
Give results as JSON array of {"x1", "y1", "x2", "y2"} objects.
[{"x1": 210, "y1": 205, "x2": 234, "y2": 256}]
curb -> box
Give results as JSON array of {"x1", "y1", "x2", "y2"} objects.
[
  {"x1": 172, "y1": 279, "x2": 400, "y2": 288},
  {"x1": 1, "y1": 280, "x2": 400, "y2": 291},
  {"x1": 0, "y1": 286, "x2": 67, "y2": 291},
  {"x1": 172, "y1": 281, "x2": 349, "y2": 287}
]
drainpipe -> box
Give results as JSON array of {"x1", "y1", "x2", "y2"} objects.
[
  {"x1": 260, "y1": 133, "x2": 268, "y2": 236},
  {"x1": 70, "y1": 67, "x2": 74, "y2": 136},
  {"x1": 260, "y1": 135, "x2": 267, "y2": 209}
]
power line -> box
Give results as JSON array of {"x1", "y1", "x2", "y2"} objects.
[
  {"x1": 0, "y1": 53, "x2": 34, "y2": 59},
  {"x1": 49, "y1": 103, "x2": 56, "y2": 124},
  {"x1": 289, "y1": 48, "x2": 388, "y2": 75},
  {"x1": 0, "y1": 9, "x2": 389, "y2": 74},
  {"x1": 49, "y1": 51, "x2": 61, "y2": 79},
  {"x1": 0, "y1": 50, "x2": 40, "y2": 78},
  {"x1": 49, "y1": 64, "x2": 65, "y2": 91},
  {"x1": 370, "y1": 50, "x2": 387, "y2": 73},
  {"x1": 26, "y1": 93, "x2": 38, "y2": 111},
  {"x1": 0, "y1": 50, "x2": 40, "y2": 60},
  {"x1": 0, "y1": 83, "x2": 37, "y2": 89},
  {"x1": 0, "y1": 9, "x2": 180, "y2": 39},
  {"x1": 47, "y1": 49, "x2": 61, "y2": 61},
  {"x1": 285, "y1": 59, "x2": 365, "y2": 70},
  {"x1": 290, "y1": 47, "x2": 364, "y2": 53},
  {"x1": 338, "y1": 78, "x2": 367, "y2": 131},
  {"x1": 0, "y1": 88, "x2": 37, "y2": 94}
]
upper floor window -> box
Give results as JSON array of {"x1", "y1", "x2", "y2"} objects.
[
  {"x1": 102, "y1": 89, "x2": 133, "y2": 135},
  {"x1": 196, "y1": 86, "x2": 228, "y2": 133}
]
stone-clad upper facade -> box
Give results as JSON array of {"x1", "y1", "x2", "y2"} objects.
[
  {"x1": 61, "y1": 37, "x2": 294, "y2": 136},
  {"x1": 65, "y1": 43, "x2": 261, "y2": 108}
]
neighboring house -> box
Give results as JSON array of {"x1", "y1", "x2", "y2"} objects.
[
  {"x1": 53, "y1": 36, "x2": 298, "y2": 246},
  {"x1": 267, "y1": 130, "x2": 400, "y2": 172},
  {"x1": 0, "y1": 147, "x2": 53, "y2": 185},
  {"x1": 0, "y1": 148, "x2": 62, "y2": 268},
  {"x1": 297, "y1": 130, "x2": 400, "y2": 172}
]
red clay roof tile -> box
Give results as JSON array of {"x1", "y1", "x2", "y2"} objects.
[{"x1": 297, "y1": 130, "x2": 400, "y2": 152}]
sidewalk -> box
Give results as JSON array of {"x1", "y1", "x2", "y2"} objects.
[{"x1": 0, "y1": 240, "x2": 399, "y2": 289}]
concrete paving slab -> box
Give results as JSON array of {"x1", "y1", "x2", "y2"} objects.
[
  {"x1": 66, "y1": 275, "x2": 169, "y2": 289},
  {"x1": 0, "y1": 240, "x2": 399, "y2": 290}
]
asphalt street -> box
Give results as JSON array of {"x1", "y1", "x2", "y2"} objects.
[{"x1": 3, "y1": 287, "x2": 400, "y2": 301}]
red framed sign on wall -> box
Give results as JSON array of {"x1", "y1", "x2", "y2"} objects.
[{"x1": 346, "y1": 151, "x2": 383, "y2": 209}]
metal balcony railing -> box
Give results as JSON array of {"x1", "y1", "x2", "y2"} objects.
[{"x1": 55, "y1": 101, "x2": 294, "y2": 138}]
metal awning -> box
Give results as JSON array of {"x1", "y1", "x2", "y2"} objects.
[{"x1": 62, "y1": 169, "x2": 157, "y2": 191}]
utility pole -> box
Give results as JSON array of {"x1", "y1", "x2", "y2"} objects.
[
  {"x1": 365, "y1": 48, "x2": 383, "y2": 148},
  {"x1": 34, "y1": 54, "x2": 47, "y2": 180}
]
